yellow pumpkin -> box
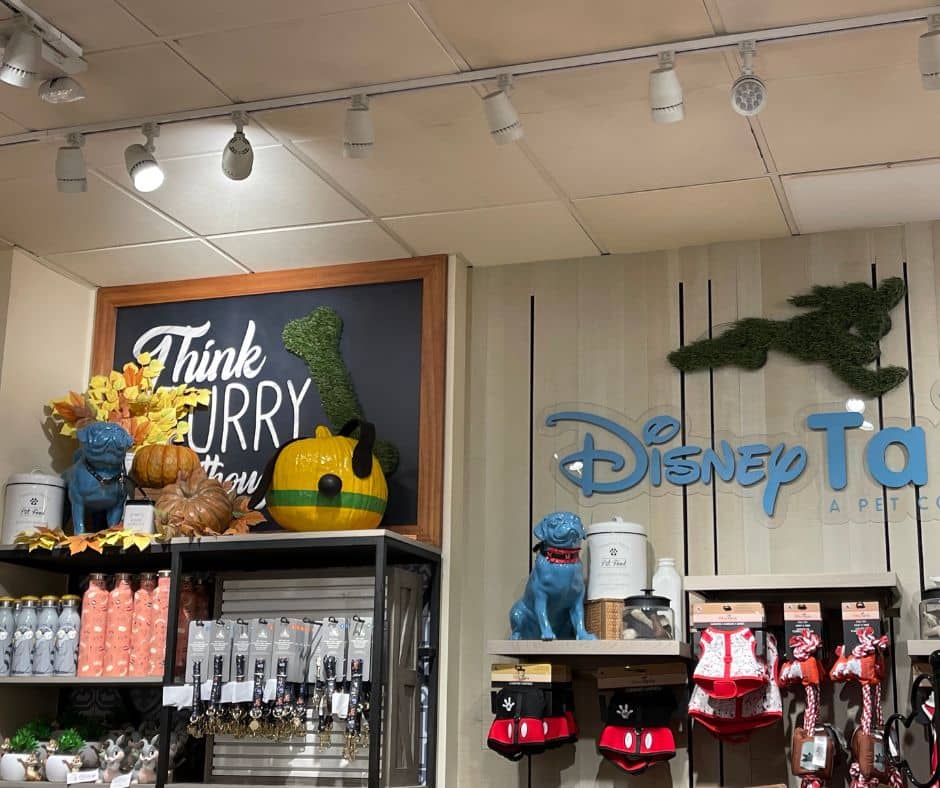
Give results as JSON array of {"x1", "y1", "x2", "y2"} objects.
[{"x1": 264, "y1": 424, "x2": 388, "y2": 532}]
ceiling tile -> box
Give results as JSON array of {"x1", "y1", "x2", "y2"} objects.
[
  {"x1": 0, "y1": 172, "x2": 186, "y2": 255},
  {"x1": 174, "y1": 4, "x2": 456, "y2": 102},
  {"x1": 513, "y1": 53, "x2": 766, "y2": 199},
  {"x1": 0, "y1": 141, "x2": 61, "y2": 181},
  {"x1": 0, "y1": 44, "x2": 228, "y2": 131},
  {"x1": 25, "y1": 0, "x2": 155, "y2": 51},
  {"x1": 756, "y1": 26, "x2": 940, "y2": 173},
  {"x1": 784, "y1": 162, "x2": 940, "y2": 234},
  {"x1": 83, "y1": 118, "x2": 277, "y2": 167},
  {"x1": 575, "y1": 179, "x2": 789, "y2": 253},
  {"x1": 385, "y1": 202, "x2": 597, "y2": 266},
  {"x1": 117, "y1": 0, "x2": 399, "y2": 38},
  {"x1": 262, "y1": 86, "x2": 556, "y2": 216},
  {"x1": 211, "y1": 222, "x2": 408, "y2": 271},
  {"x1": 97, "y1": 146, "x2": 362, "y2": 235},
  {"x1": 715, "y1": 1, "x2": 926, "y2": 31},
  {"x1": 421, "y1": 0, "x2": 715, "y2": 68},
  {"x1": 47, "y1": 239, "x2": 242, "y2": 286}
]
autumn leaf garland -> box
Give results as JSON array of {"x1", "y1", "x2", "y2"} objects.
[{"x1": 14, "y1": 527, "x2": 163, "y2": 554}]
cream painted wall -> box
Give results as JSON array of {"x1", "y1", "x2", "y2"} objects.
[
  {"x1": 0, "y1": 248, "x2": 95, "y2": 520},
  {"x1": 448, "y1": 224, "x2": 940, "y2": 788}
]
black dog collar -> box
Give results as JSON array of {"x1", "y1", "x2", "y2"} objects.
[{"x1": 83, "y1": 459, "x2": 126, "y2": 486}]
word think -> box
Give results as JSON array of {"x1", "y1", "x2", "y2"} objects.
[{"x1": 546, "y1": 410, "x2": 927, "y2": 517}]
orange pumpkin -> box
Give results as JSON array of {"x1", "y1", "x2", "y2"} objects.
[
  {"x1": 156, "y1": 467, "x2": 233, "y2": 534},
  {"x1": 132, "y1": 444, "x2": 201, "y2": 488}
]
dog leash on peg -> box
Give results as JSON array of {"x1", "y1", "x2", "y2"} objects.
[{"x1": 885, "y1": 650, "x2": 940, "y2": 788}]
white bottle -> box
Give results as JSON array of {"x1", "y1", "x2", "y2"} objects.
[{"x1": 652, "y1": 558, "x2": 684, "y2": 641}]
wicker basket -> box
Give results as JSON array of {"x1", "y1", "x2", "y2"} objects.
[{"x1": 586, "y1": 598, "x2": 623, "y2": 640}]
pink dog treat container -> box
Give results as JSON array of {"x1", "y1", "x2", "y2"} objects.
[
  {"x1": 104, "y1": 573, "x2": 134, "y2": 677},
  {"x1": 149, "y1": 569, "x2": 172, "y2": 678},
  {"x1": 77, "y1": 574, "x2": 109, "y2": 677},
  {"x1": 129, "y1": 573, "x2": 157, "y2": 676}
]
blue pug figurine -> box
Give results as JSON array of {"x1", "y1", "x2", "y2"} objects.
[
  {"x1": 64, "y1": 422, "x2": 133, "y2": 534},
  {"x1": 509, "y1": 511, "x2": 596, "y2": 641}
]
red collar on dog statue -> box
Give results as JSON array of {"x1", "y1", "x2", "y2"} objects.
[{"x1": 534, "y1": 543, "x2": 581, "y2": 564}]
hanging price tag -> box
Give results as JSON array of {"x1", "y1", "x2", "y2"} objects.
[{"x1": 812, "y1": 735, "x2": 829, "y2": 768}]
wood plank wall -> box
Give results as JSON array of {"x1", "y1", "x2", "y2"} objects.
[{"x1": 451, "y1": 223, "x2": 940, "y2": 787}]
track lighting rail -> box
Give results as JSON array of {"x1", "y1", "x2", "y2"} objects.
[{"x1": 1, "y1": 4, "x2": 938, "y2": 149}]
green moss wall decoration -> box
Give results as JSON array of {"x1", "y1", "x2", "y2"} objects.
[
  {"x1": 283, "y1": 306, "x2": 400, "y2": 475},
  {"x1": 668, "y1": 277, "x2": 909, "y2": 398}
]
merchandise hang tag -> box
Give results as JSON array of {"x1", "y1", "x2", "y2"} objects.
[
  {"x1": 347, "y1": 617, "x2": 373, "y2": 682},
  {"x1": 784, "y1": 603, "x2": 823, "y2": 660},
  {"x1": 812, "y1": 735, "x2": 829, "y2": 768},
  {"x1": 842, "y1": 601, "x2": 883, "y2": 651},
  {"x1": 110, "y1": 772, "x2": 133, "y2": 788},
  {"x1": 67, "y1": 770, "x2": 99, "y2": 785},
  {"x1": 332, "y1": 691, "x2": 351, "y2": 718},
  {"x1": 323, "y1": 618, "x2": 349, "y2": 683}
]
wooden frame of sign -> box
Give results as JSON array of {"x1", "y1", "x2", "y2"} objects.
[{"x1": 91, "y1": 255, "x2": 447, "y2": 548}]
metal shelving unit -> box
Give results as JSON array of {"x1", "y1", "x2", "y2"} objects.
[{"x1": 0, "y1": 530, "x2": 442, "y2": 788}]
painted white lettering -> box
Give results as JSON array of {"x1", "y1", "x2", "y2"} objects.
[
  {"x1": 287, "y1": 378, "x2": 312, "y2": 439},
  {"x1": 221, "y1": 384, "x2": 250, "y2": 453},
  {"x1": 254, "y1": 380, "x2": 282, "y2": 451}
]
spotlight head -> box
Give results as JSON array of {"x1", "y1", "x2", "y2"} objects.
[
  {"x1": 222, "y1": 111, "x2": 253, "y2": 180},
  {"x1": 483, "y1": 75, "x2": 523, "y2": 144},
  {"x1": 920, "y1": 15, "x2": 940, "y2": 90},
  {"x1": 39, "y1": 76, "x2": 86, "y2": 103},
  {"x1": 124, "y1": 122, "x2": 164, "y2": 193},
  {"x1": 731, "y1": 40, "x2": 767, "y2": 116},
  {"x1": 55, "y1": 132, "x2": 86, "y2": 194},
  {"x1": 343, "y1": 94, "x2": 374, "y2": 159},
  {"x1": 0, "y1": 27, "x2": 42, "y2": 88},
  {"x1": 649, "y1": 51, "x2": 684, "y2": 124}
]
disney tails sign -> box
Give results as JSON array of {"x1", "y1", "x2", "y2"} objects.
[{"x1": 667, "y1": 277, "x2": 909, "y2": 398}]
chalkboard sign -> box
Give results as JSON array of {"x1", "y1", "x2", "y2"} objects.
[{"x1": 92, "y1": 256, "x2": 446, "y2": 546}]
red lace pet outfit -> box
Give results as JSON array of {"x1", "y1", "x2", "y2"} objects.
[
  {"x1": 693, "y1": 626, "x2": 766, "y2": 699},
  {"x1": 829, "y1": 628, "x2": 902, "y2": 788},
  {"x1": 688, "y1": 631, "x2": 782, "y2": 742}
]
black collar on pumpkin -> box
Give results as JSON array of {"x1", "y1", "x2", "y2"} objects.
[
  {"x1": 533, "y1": 542, "x2": 581, "y2": 564},
  {"x1": 83, "y1": 460, "x2": 125, "y2": 486}
]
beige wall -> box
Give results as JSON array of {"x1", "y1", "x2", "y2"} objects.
[
  {"x1": 0, "y1": 249, "x2": 95, "y2": 519},
  {"x1": 446, "y1": 224, "x2": 940, "y2": 787}
]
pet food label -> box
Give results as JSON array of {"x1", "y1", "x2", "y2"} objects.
[
  {"x1": 841, "y1": 601, "x2": 882, "y2": 650},
  {"x1": 12, "y1": 489, "x2": 46, "y2": 523}
]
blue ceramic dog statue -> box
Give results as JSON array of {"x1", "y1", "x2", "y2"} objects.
[
  {"x1": 509, "y1": 511, "x2": 596, "y2": 641},
  {"x1": 64, "y1": 422, "x2": 132, "y2": 534}
]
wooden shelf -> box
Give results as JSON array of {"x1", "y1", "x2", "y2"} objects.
[
  {"x1": 488, "y1": 639, "x2": 691, "y2": 665},
  {"x1": 0, "y1": 675, "x2": 162, "y2": 686},
  {"x1": 684, "y1": 571, "x2": 899, "y2": 606},
  {"x1": 905, "y1": 640, "x2": 940, "y2": 658}
]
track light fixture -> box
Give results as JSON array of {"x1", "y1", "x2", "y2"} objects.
[
  {"x1": 124, "y1": 122, "x2": 164, "y2": 193},
  {"x1": 0, "y1": 26, "x2": 42, "y2": 88},
  {"x1": 55, "y1": 132, "x2": 86, "y2": 194},
  {"x1": 222, "y1": 111, "x2": 253, "y2": 180},
  {"x1": 39, "y1": 76, "x2": 86, "y2": 104},
  {"x1": 920, "y1": 15, "x2": 940, "y2": 90},
  {"x1": 483, "y1": 74, "x2": 523, "y2": 144},
  {"x1": 730, "y1": 40, "x2": 767, "y2": 116},
  {"x1": 649, "y1": 51, "x2": 684, "y2": 124},
  {"x1": 343, "y1": 94, "x2": 374, "y2": 159}
]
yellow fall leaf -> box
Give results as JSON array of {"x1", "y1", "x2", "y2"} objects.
[{"x1": 122, "y1": 531, "x2": 152, "y2": 551}]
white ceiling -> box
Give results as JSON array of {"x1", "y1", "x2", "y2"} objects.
[{"x1": 0, "y1": 0, "x2": 937, "y2": 285}]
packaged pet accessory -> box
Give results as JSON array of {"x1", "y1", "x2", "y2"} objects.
[
  {"x1": 597, "y1": 687, "x2": 677, "y2": 775},
  {"x1": 185, "y1": 620, "x2": 213, "y2": 683}
]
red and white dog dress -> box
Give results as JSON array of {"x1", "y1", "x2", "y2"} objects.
[
  {"x1": 688, "y1": 631, "x2": 782, "y2": 742},
  {"x1": 693, "y1": 626, "x2": 767, "y2": 699}
]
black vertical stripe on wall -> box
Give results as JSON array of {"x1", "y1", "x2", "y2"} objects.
[
  {"x1": 902, "y1": 262, "x2": 927, "y2": 594},
  {"x1": 872, "y1": 262, "x2": 899, "y2": 713},
  {"x1": 707, "y1": 280, "x2": 719, "y2": 575},
  {"x1": 678, "y1": 283, "x2": 690, "y2": 586},
  {"x1": 528, "y1": 295, "x2": 536, "y2": 574}
]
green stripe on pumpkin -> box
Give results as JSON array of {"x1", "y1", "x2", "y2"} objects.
[{"x1": 267, "y1": 489, "x2": 387, "y2": 514}]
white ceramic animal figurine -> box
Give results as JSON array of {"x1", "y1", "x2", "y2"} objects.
[
  {"x1": 98, "y1": 737, "x2": 126, "y2": 784},
  {"x1": 132, "y1": 736, "x2": 158, "y2": 784}
]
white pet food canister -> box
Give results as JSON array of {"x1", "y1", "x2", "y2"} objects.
[
  {"x1": 2, "y1": 472, "x2": 66, "y2": 543},
  {"x1": 585, "y1": 518, "x2": 648, "y2": 601}
]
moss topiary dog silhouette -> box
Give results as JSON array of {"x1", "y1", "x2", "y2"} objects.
[{"x1": 668, "y1": 277, "x2": 908, "y2": 398}]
